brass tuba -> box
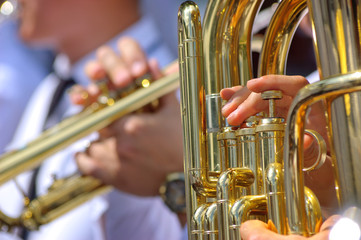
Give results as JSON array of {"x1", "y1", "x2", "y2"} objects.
[
  {"x1": 285, "y1": 0, "x2": 361, "y2": 235},
  {"x1": 178, "y1": 0, "x2": 361, "y2": 239},
  {"x1": 0, "y1": 72, "x2": 179, "y2": 231}
]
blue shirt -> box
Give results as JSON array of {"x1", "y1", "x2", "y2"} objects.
[
  {"x1": 0, "y1": 20, "x2": 53, "y2": 153},
  {"x1": 0, "y1": 16, "x2": 181, "y2": 240}
]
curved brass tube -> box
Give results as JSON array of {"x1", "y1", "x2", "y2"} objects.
[
  {"x1": 203, "y1": 203, "x2": 218, "y2": 240},
  {"x1": 220, "y1": 0, "x2": 264, "y2": 86},
  {"x1": 257, "y1": 0, "x2": 323, "y2": 235},
  {"x1": 285, "y1": 0, "x2": 361, "y2": 235},
  {"x1": 191, "y1": 204, "x2": 208, "y2": 240},
  {"x1": 284, "y1": 72, "x2": 361, "y2": 235},
  {"x1": 229, "y1": 195, "x2": 267, "y2": 240},
  {"x1": 217, "y1": 168, "x2": 255, "y2": 240},
  {"x1": 21, "y1": 175, "x2": 110, "y2": 230},
  {"x1": 178, "y1": 3, "x2": 213, "y2": 239},
  {"x1": 258, "y1": 0, "x2": 308, "y2": 76},
  {"x1": 179, "y1": 0, "x2": 351, "y2": 238}
]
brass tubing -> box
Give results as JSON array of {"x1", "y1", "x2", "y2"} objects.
[
  {"x1": 284, "y1": 0, "x2": 361, "y2": 234},
  {"x1": 218, "y1": 128, "x2": 238, "y2": 170},
  {"x1": 178, "y1": 3, "x2": 194, "y2": 235},
  {"x1": 205, "y1": 94, "x2": 223, "y2": 175},
  {"x1": 21, "y1": 176, "x2": 111, "y2": 230},
  {"x1": 236, "y1": 125, "x2": 261, "y2": 196},
  {"x1": 284, "y1": 72, "x2": 361, "y2": 235},
  {"x1": 203, "y1": 0, "x2": 229, "y2": 95},
  {"x1": 0, "y1": 210, "x2": 20, "y2": 231},
  {"x1": 258, "y1": 0, "x2": 308, "y2": 76},
  {"x1": 257, "y1": 118, "x2": 287, "y2": 234},
  {"x1": 256, "y1": 0, "x2": 315, "y2": 235},
  {"x1": 203, "y1": 203, "x2": 218, "y2": 240},
  {"x1": 192, "y1": 204, "x2": 209, "y2": 240},
  {"x1": 178, "y1": 1, "x2": 217, "y2": 197},
  {"x1": 229, "y1": 195, "x2": 267, "y2": 240},
  {"x1": 307, "y1": 0, "x2": 361, "y2": 213},
  {"x1": 304, "y1": 187, "x2": 323, "y2": 235},
  {"x1": 265, "y1": 163, "x2": 287, "y2": 234},
  {"x1": 203, "y1": 0, "x2": 229, "y2": 175},
  {"x1": 217, "y1": 168, "x2": 255, "y2": 240},
  {"x1": 308, "y1": 0, "x2": 361, "y2": 79},
  {"x1": 215, "y1": 1, "x2": 265, "y2": 238},
  {"x1": 178, "y1": 4, "x2": 213, "y2": 240},
  {"x1": 220, "y1": 0, "x2": 264, "y2": 87}
]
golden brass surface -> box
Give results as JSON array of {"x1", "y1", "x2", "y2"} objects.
[
  {"x1": 284, "y1": 0, "x2": 361, "y2": 235},
  {"x1": 177, "y1": 0, "x2": 339, "y2": 239}
]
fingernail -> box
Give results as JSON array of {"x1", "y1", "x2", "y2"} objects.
[
  {"x1": 114, "y1": 70, "x2": 131, "y2": 86},
  {"x1": 222, "y1": 101, "x2": 231, "y2": 112},
  {"x1": 248, "y1": 77, "x2": 261, "y2": 83},
  {"x1": 131, "y1": 62, "x2": 145, "y2": 76},
  {"x1": 227, "y1": 111, "x2": 236, "y2": 122},
  {"x1": 223, "y1": 99, "x2": 229, "y2": 106},
  {"x1": 88, "y1": 84, "x2": 99, "y2": 96}
]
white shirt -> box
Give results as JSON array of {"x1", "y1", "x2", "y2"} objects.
[
  {"x1": 307, "y1": 70, "x2": 320, "y2": 83},
  {"x1": 0, "y1": 16, "x2": 181, "y2": 240}
]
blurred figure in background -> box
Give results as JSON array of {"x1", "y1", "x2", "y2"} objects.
[
  {"x1": 140, "y1": 0, "x2": 208, "y2": 56},
  {"x1": 0, "y1": 0, "x2": 182, "y2": 239},
  {"x1": 0, "y1": 0, "x2": 54, "y2": 153}
]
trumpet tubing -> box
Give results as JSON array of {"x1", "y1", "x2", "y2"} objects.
[{"x1": 0, "y1": 71, "x2": 179, "y2": 230}]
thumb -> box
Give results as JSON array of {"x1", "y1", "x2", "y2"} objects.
[
  {"x1": 148, "y1": 58, "x2": 163, "y2": 80},
  {"x1": 240, "y1": 220, "x2": 283, "y2": 240}
]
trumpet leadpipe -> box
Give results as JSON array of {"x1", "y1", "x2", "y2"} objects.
[{"x1": 0, "y1": 72, "x2": 179, "y2": 185}]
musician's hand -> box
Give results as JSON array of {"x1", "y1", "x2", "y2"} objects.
[
  {"x1": 220, "y1": 74, "x2": 331, "y2": 157},
  {"x1": 70, "y1": 36, "x2": 161, "y2": 105},
  {"x1": 72, "y1": 37, "x2": 183, "y2": 196},
  {"x1": 221, "y1": 75, "x2": 308, "y2": 125},
  {"x1": 240, "y1": 215, "x2": 341, "y2": 240},
  {"x1": 220, "y1": 75, "x2": 337, "y2": 215},
  {"x1": 75, "y1": 87, "x2": 183, "y2": 196}
]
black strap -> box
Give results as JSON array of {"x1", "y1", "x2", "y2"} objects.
[
  {"x1": 20, "y1": 167, "x2": 40, "y2": 239},
  {"x1": 46, "y1": 77, "x2": 76, "y2": 122},
  {"x1": 21, "y1": 76, "x2": 75, "y2": 239}
]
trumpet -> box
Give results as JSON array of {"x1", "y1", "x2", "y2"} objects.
[
  {"x1": 0, "y1": 71, "x2": 179, "y2": 231},
  {"x1": 178, "y1": 0, "x2": 361, "y2": 239}
]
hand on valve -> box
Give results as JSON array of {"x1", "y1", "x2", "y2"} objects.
[
  {"x1": 221, "y1": 75, "x2": 338, "y2": 217},
  {"x1": 69, "y1": 37, "x2": 184, "y2": 196}
]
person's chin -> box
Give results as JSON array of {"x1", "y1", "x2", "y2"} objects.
[
  {"x1": 18, "y1": 26, "x2": 36, "y2": 43},
  {"x1": 18, "y1": 27, "x2": 46, "y2": 46}
]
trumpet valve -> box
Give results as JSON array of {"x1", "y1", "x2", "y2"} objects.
[{"x1": 261, "y1": 90, "x2": 282, "y2": 118}]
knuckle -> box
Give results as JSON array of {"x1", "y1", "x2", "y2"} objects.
[{"x1": 96, "y1": 46, "x2": 112, "y2": 59}]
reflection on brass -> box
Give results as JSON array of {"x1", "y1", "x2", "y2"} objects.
[
  {"x1": 176, "y1": 0, "x2": 360, "y2": 239},
  {"x1": 284, "y1": 0, "x2": 361, "y2": 235},
  {"x1": 0, "y1": 71, "x2": 179, "y2": 231}
]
